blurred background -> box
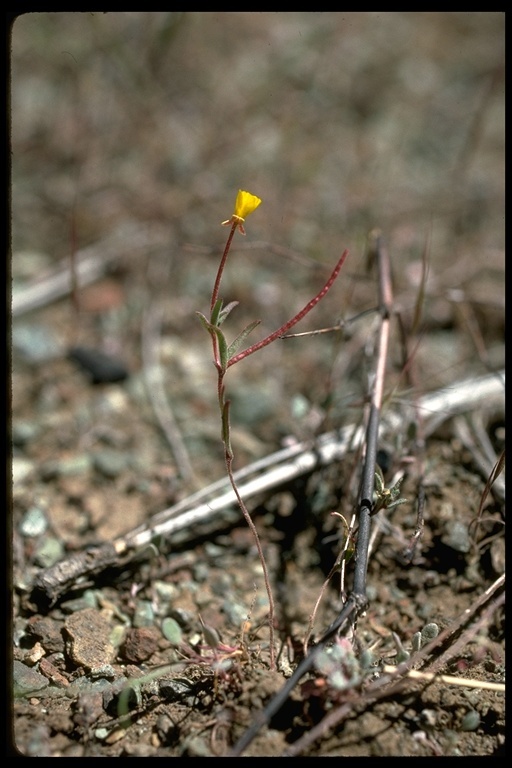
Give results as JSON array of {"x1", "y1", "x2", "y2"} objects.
[{"x1": 11, "y1": 12, "x2": 505, "y2": 481}]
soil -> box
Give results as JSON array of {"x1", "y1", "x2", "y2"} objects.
[{"x1": 10, "y1": 12, "x2": 505, "y2": 757}]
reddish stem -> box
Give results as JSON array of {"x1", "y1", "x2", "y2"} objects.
[
  {"x1": 227, "y1": 249, "x2": 349, "y2": 368},
  {"x1": 210, "y1": 222, "x2": 237, "y2": 313}
]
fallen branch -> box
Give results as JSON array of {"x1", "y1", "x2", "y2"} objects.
[{"x1": 12, "y1": 223, "x2": 170, "y2": 317}]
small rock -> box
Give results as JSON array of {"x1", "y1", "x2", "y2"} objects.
[
  {"x1": 442, "y1": 520, "x2": 471, "y2": 553},
  {"x1": 132, "y1": 600, "x2": 155, "y2": 628},
  {"x1": 64, "y1": 608, "x2": 116, "y2": 670},
  {"x1": 60, "y1": 590, "x2": 98, "y2": 614},
  {"x1": 73, "y1": 689, "x2": 106, "y2": 730},
  {"x1": 159, "y1": 678, "x2": 196, "y2": 703},
  {"x1": 19, "y1": 505, "x2": 49, "y2": 537},
  {"x1": 68, "y1": 345, "x2": 129, "y2": 384},
  {"x1": 89, "y1": 664, "x2": 117, "y2": 679},
  {"x1": 156, "y1": 713, "x2": 177, "y2": 742},
  {"x1": 93, "y1": 450, "x2": 128, "y2": 479},
  {"x1": 34, "y1": 536, "x2": 65, "y2": 568},
  {"x1": 12, "y1": 457, "x2": 35, "y2": 485},
  {"x1": 13, "y1": 660, "x2": 49, "y2": 697},
  {"x1": 39, "y1": 454, "x2": 92, "y2": 480},
  {"x1": 25, "y1": 616, "x2": 66, "y2": 654},
  {"x1": 39, "y1": 657, "x2": 69, "y2": 687},
  {"x1": 184, "y1": 735, "x2": 213, "y2": 757},
  {"x1": 122, "y1": 743, "x2": 155, "y2": 756},
  {"x1": 24, "y1": 641, "x2": 46, "y2": 665},
  {"x1": 122, "y1": 627, "x2": 160, "y2": 663},
  {"x1": 12, "y1": 420, "x2": 41, "y2": 447},
  {"x1": 13, "y1": 323, "x2": 63, "y2": 363},
  {"x1": 222, "y1": 598, "x2": 248, "y2": 627},
  {"x1": 461, "y1": 710, "x2": 480, "y2": 731}
]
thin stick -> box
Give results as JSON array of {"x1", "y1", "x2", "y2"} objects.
[
  {"x1": 381, "y1": 666, "x2": 504, "y2": 692},
  {"x1": 230, "y1": 234, "x2": 395, "y2": 755},
  {"x1": 353, "y1": 233, "x2": 392, "y2": 596},
  {"x1": 141, "y1": 302, "x2": 196, "y2": 485}
]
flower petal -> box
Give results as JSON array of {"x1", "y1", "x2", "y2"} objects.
[{"x1": 234, "y1": 190, "x2": 262, "y2": 220}]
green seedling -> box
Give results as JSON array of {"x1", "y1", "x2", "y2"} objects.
[{"x1": 372, "y1": 465, "x2": 408, "y2": 516}]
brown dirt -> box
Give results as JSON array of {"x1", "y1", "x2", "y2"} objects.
[{"x1": 10, "y1": 12, "x2": 504, "y2": 757}]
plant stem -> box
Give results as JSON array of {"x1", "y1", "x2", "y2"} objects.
[
  {"x1": 224, "y1": 443, "x2": 276, "y2": 669},
  {"x1": 227, "y1": 249, "x2": 349, "y2": 367},
  {"x1": 210, "y1": 221, "x2": 237, "y2": 313}
]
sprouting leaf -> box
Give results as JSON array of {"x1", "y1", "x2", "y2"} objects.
[
  {"x1": 196, "y1": 312, "x2": 229, "y2": 371},
  {"x1": 199, "y1": 614, "x2": 221, "y2": 648},
  {"x1": 218, "y1": 301, "x2": 239, "y2": 326},
  {"x1": 227, "y1": 320, "x2": 261, "y2": 362},
  {"x1": 209, "y1": 299, "x2": 224, "y2": 326},
  {"x1": 196, "y1": 310, "x2": 213, "y2": 331},
  {"x1": 215, "y1": 327, "x2": 229, "y2": 370}
]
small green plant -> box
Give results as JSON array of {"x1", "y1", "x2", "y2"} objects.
[
  {"x1": 301, "y1": 636, "x2": 375, "y2": 702},
  {"x1": 372, "y1": 465, "x2": 408, "y2": 516},
  {"x1": 196, "y1": 190, "x2": 349, "y2": 668},
  {"x1": 175, "y1": 615, "x2": 257, "y2": 701}
]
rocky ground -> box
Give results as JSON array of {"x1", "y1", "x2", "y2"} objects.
[{"x1": 10, "y1": 12, "x2": 504, "y2": 757}]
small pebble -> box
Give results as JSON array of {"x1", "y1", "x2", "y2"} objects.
[
  {"x1": 12, "y1": 420, "x2": 41, "y2": 447},
  {"x1": 25, "y1": 616, "x2": 66, "y2": 654},
  {"x1": 64, "y1": 608, "x2": 116, "y2": 670},
  {"x1": 34, "y1": 536, "x2": 65, "y2": 568},
  {"x1": 133, "y1": 600, "x2": 155, "y2": 628},
  {"x1": 93, "y1": 450, "x2": 128, "y2": 479},
  {"x1": 122, "y1": 627, "x2": 160, "y2": 663},
  {"x1": 222, "y1": 598, "x2": 248, "y2": 627},
  {"x1": 442, "y1": 520, "x2": 471, "y2": 553},
  {"x1": 13, "y1": 660, "x2": 49, "y2": 696},
  {"x1": 39, "y1": 455, "x2": 92, "y2": 480},
  {"x1": 461, "y1": 710, "x2": 480, "y2": 731},
  {"x1": 19, "y1": 506, "x2": 48, "y2": 537},
  {"x1": 68, "y1": 346, "x2": 129, "y2": 384},
  {"x1": 13, "y1": 324, "x2": 63, "y2": 363},
  {"x1": 12, "y1": 457, "x2": 35, "y2": 485}
]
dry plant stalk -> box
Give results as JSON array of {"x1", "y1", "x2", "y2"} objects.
[{"x1": 229, "y1": 231, "x2": 396, "y2": 756}]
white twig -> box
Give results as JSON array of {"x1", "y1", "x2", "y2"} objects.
[
  {"x1": 381, "y1": 665, "x2": 504, "y2": 692},
  {"x1": 141, "y1": 302, "x2": 196, "y2": 485},
  {"x1": 120, "y1": 369, "x2": 504, "y2": 553},
  {"x1": 12, "y1": 224, "x2": 170, "y2": 317}
]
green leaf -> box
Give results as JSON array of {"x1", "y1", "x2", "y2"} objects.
[
  {"x1": 216, "y1": 327, "x2": 229, "y2": 370},
  {"x1": 218, "y1": 301, "x2": 239, "y2": 326},
  {"x1": 195, "y1": 311, "x2": 228, "y2": 371},
  {"x1": 227, "y1": 320, "x2": 261, "y2": 361},
  {"x1": 210, "y1": 299, "x2": 224, "y2": 326},
  {"x1": 195, "y1": 310, "x2": 212, "y2": 331},
  {"x1": 222, "y1": 400, "x2": 233, "y2": 459}
]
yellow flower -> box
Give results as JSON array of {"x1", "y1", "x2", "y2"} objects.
[{"x1": 222, "y1": 189, "x2": 262, "y2": 235}]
